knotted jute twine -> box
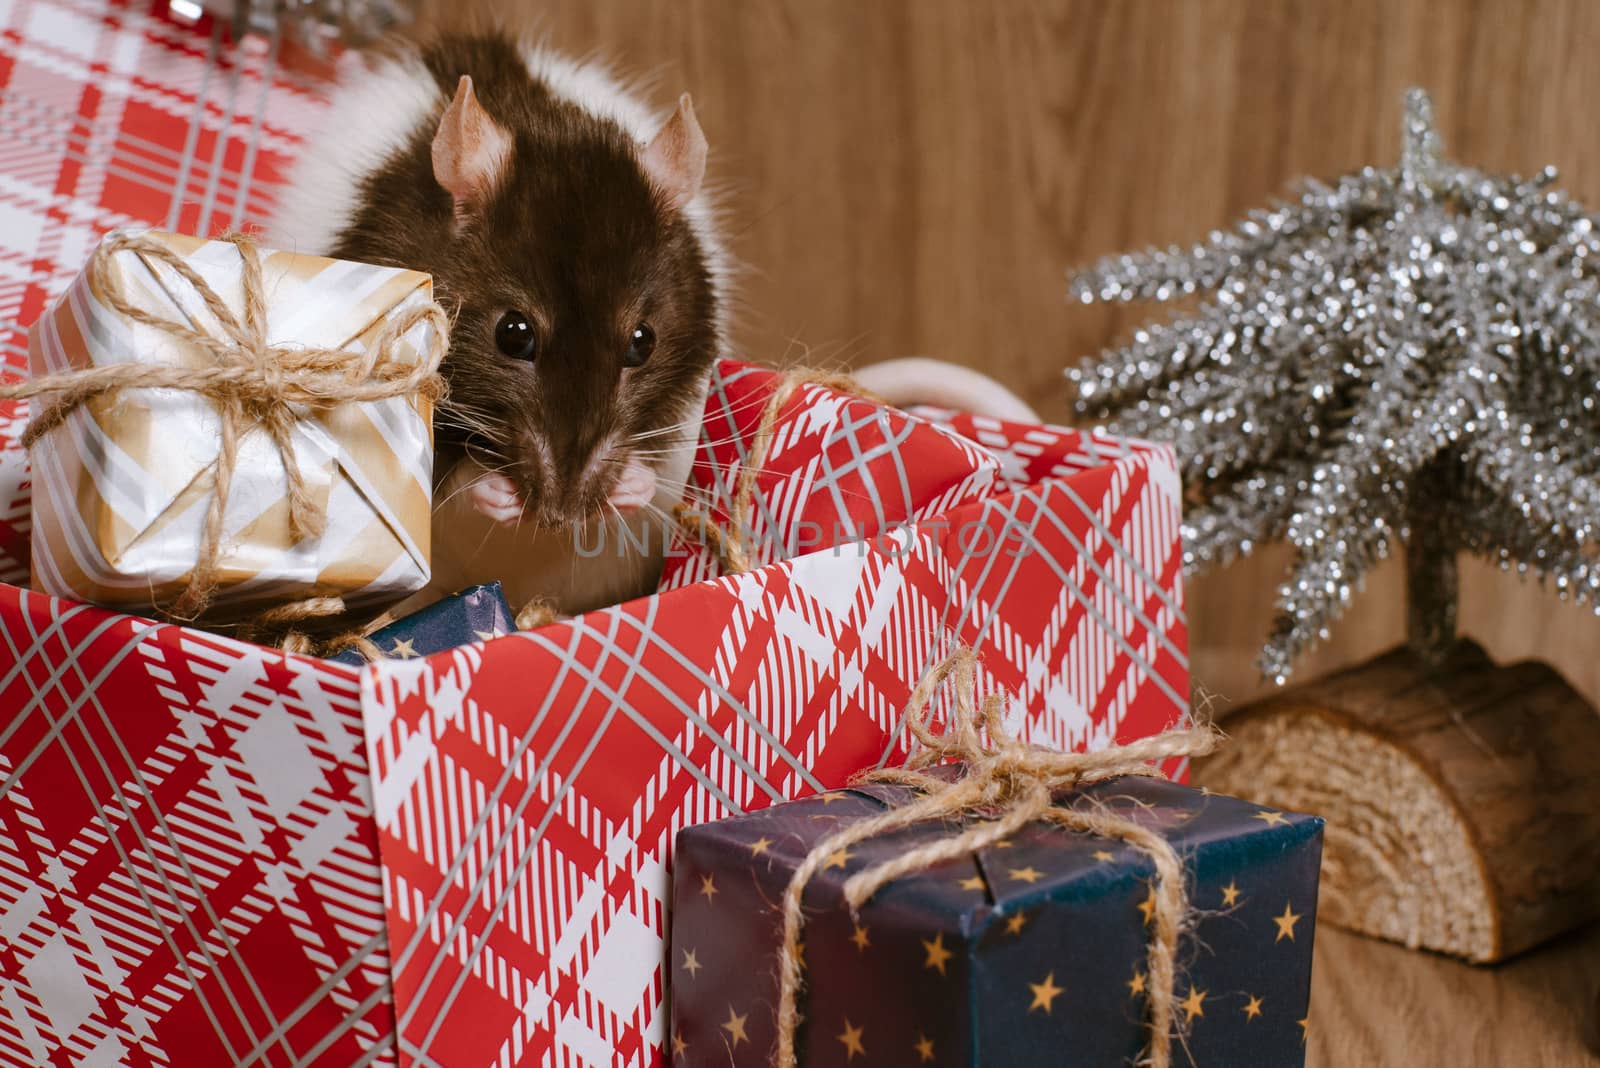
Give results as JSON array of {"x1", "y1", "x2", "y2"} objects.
[
  {"x1": 266, "y1": 593, "x2": 556, "y2": 661},
  {"x1": 1, "y1": 231, "x2": 448, "y2": 623},
  {"x1": 774, "y1": 648, "x2": 1221, "y2": 1068},
  {"x1": 256, "y1": 595, "x2": 397, "y2": 660},
  {"x1": 675, "y1": 366, "x2": 875, "y2": 575}
]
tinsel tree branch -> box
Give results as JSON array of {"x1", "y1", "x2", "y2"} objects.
[{"x1": 1067, "y1": 88, "x2": 1600, "y2": 683}]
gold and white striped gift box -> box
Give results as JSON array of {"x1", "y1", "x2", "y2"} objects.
[{"x1": 25, "y1": 229, "x2": 441, "y2": 616}]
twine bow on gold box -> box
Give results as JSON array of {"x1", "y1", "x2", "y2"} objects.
[{"x1": 7, "y1": 229, "x2": 448, "y2": 621}]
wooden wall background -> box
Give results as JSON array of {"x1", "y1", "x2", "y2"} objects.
[{"x1": 414, "y1": 0, "x2": 1600, "y2": 712}]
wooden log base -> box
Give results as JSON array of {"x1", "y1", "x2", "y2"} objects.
[{"x1": 1194, "y1": 639, "x2": 1600, "y2": 964}]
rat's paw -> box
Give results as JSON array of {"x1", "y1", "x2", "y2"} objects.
[
  {"x1": 607, "y1": 460, "x2": 658, "y2": 515},
  {"x1": 469, "y1": 472, "x2": 525, "y2": 525}
]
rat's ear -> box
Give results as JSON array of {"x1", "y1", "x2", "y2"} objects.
[
  {"x1": 641, "y1": 93, "x2": 707, "y2": 211},
  {"x1": 432, "y1": 75, "x2": 513, "y2": 223}
]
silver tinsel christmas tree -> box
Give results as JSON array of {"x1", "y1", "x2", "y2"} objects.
[{"x1": 1067, "y1": 89, "x2": 1600, "y2": 684}]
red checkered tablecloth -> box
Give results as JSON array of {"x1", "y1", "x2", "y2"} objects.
[{"x1": 0, "y1": 0, "x2": 326, "y2": 375}]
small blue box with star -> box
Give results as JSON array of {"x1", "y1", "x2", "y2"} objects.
[
  {"x1": 328, "y1": 581, "x2": 516, "y2": 665},
  {"x1": 670, "y1": 776, "x2": 1323, "y2": 1066}
]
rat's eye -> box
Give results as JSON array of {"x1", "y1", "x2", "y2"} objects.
[
  {"x1": 494, "y1": 311, "x2": 538, "y2": 361},
  {"x1": 624, "y1": 323, "x2": 656, "y2": 368}
]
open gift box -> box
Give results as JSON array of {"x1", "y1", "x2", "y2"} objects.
[{"x1": 0, "y1": 355, "x2": 1188, "y2": 1068}]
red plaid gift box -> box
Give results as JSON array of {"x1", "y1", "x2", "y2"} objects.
[
  {"x1": 0, "y1": 3, "x2": 1190, "y2": 1065},
  {"x1": 0, "y1": 363, "x2": 1189, "y2": 1067}
]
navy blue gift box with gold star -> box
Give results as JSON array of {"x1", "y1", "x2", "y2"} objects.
[
  {"x1": 670, "y1": 776, "x2": 1323, "y2": 1066},
  {"x1": 328, "y1": 581, "x2": 515, "y2": 664}
]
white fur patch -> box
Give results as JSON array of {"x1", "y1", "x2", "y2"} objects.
[{"x1": 264, "y1": 50, "x2": 442, "y2": 255}]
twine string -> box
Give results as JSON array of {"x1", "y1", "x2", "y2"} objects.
[
  {"x1": 272, "y1": 590, "x2": 563, "y2": 662},
  {"x1": 236, "y1": 595, "x2": 391, "y2": 661},
  {"x1": 675, "y1": 367, "x2": 872, "y2": 576},
  {"x1": 775, "y1": 647, "x2": 1220, "y2": 1068},
  {"x1": 1, "y1": 231, "x2": 448, "y2": 621},
  {"x1": 514, "y1": 596, "x2": 559, "y2": 631}
]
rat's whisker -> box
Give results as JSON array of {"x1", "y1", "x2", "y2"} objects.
[
  {"x1": 623, "y1": 389, "x2": 779, "y2": 443},
  {"x1": 511, "y1": 496, "x2": 535, "y2": 539},
  {"x1": 437, "y1": 396, "x2": 505, "y2": 419},
  {"x1": 625, "y1": 423, "x2": 699, "y2": 444},
  {"x1": 431, "y1": 461, "x2": 521, "y2": 513},
  {"x1": 638, "y1": 502, "x2": 680, "y2": 533},
  {"x1": 439, "y1": 417, "x2": 513, "y2": 443}
]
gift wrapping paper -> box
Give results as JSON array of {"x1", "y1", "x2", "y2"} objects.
[
  {"x1": 0, "y1": 3, "x2": 1192, "y2": 1065},
  {"x1": 657, "y1": 367, "x2": 1005, "y2": 589},
  {"x1": 25, "y1": 228, "x2": 442, "y2": 615},
  {"x1": 357, "y1": 358, "x2": 1188, "y2": 1067},
  {"x1": 671, "y1": 777, "x2": 1324, "y2": 1067},
  {"x1": 0, "y1": 355, "x2": 1189, "y2": 1067}
]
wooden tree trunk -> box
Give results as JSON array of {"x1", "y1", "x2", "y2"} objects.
[{"x1": 1195, "y1": 639, "x2": 1600, "y2": 963}]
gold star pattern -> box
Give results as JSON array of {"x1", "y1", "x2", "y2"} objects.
[
  {"x1": 914, "y1": 1034, "x2": 936, "y2": 1062},
  {"x1": 992, "y1": 839, "x2": 1015, "y2": 849},
  {"x1": 721, "y1": 1007, "x2": 749, "y2": 1047},
  {"x1": 1093, "y1": 849, "x2": 1115, "y2": 863},
  {"x1": 819, "y1": 791, "x2": 847, "y2": 804},
  {"x1": 1242, "y1": 994, "x2": 1264, "y2": 1020},
  {"x1": 681, "y1": 948, "x2": 702, "y2": 977},
  {"x1": 473, "y1": 629, "x2": 499, "y2": 641},
  {"x1": 671, "y1": 1032, "x2": 687, "y2": 1057},
  {"x1": 1199, "y1": 785, "x2": 1215, "y2": 796},
  {"x1": 388, "y1": 637, "x2": 418, "y2": 659},
  {"x1": 837, "y1": 1019, "x2": 866, "y2": 1060},
  {"x1": 1003, "y1": 911, "x2": 1028, "y2": 935},
  {"x1": 1008, "y1": 866, "x2": 1044, "y2": 884},
  {"x1": 1127, "y1": 970, "x2": 1147, "y2": 997},
  {"x1": 699, "y1": 874, "x2": 718, "y2": 902},
  {"x1": 922, "y1": 933, "x2": 953, "y2": 975},
  {"x1": 1028, "y1": 972, "x2": 1064, "y2": 1013},
  {"x1": 851, "y1": 924, "x2": 871, "y2": 951},
  {"x1": 824, "y1": 847, "x2": 855, "y2": 870},
  {"x1": 1220, "y1": 880, "x2": 1242, "y2": 906},
  {"x1": 1180, "y1": 986, "x2": 1206, "y2": 1023},
  {"x1": 749, "y1": 837, "x2": 772, "y2": 857},
  {"x1": 958, "y1": 875, "x2": 987, "y2": 892},
  {"x1": 1299, "y1": 1016, "x2": 1310, "y2": 1043},
  {"x1": 1274, "y1": 902, "x2": 1302, "y2": 942},
  {"x1": 1137, "y1": 887, "x2": 1157, "y2": 925},
  {"x1": 1253, "y1": 809, "x2": 1289, "y2": 827}
]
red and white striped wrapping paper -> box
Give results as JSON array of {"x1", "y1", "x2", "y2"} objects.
[{"x1": 0, "y1": 3, "x2": 1191, "y2": 1065}]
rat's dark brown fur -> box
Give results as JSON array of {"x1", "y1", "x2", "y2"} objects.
[{"x1": 327, "y1": 35, "x2": 719, "y2": 525}]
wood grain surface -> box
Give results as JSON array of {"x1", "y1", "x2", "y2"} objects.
[
  {"x1": 410, "y1": 3, "x2": 1600, "y2": 1060},
  {"x1": 1309, "y1": 922, "x2": 1600, "y2": 1066},
  {"x1": 412, "y1": 0, "x2": 1600, "y2": 713}
]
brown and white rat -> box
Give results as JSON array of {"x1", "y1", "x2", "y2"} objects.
[
  {"x1": 268, "y1": 34, "x2": 1038, "y2": 619},
  {"x1": 268, "y1": 33, "x2": 728, "y2": 615}
]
